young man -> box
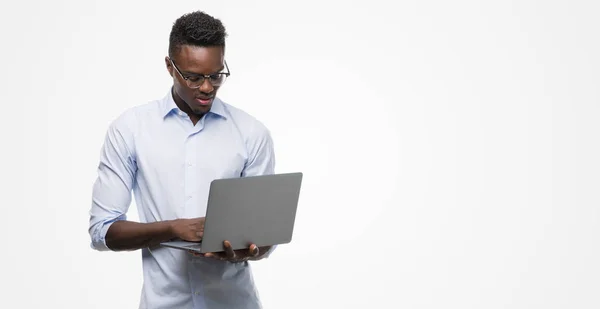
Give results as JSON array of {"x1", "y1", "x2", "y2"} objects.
[{"x1": 88, "y1": 11, "x2": 275, "y2": 309}]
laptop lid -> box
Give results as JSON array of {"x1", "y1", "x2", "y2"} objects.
[{"x1": 198, "y1": 172, "x2": 303, "y2": 253}]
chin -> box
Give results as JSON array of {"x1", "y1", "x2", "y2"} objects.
[{"x1": 191, "y1": 104, "x2": 211, "y2": 115}]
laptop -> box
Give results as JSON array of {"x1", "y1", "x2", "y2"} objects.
[{"x1": 160, "y1": 172, "x2": 303, "y2": 254}]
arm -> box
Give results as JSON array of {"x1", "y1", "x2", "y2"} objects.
[
  {"x1": 106, "y1": 218, "x2": 205, "y2": 251},
  {"x1": 104, "y1": 220, "x2": 174, "y2": 251},
  {"x1": 241, "y1": 123, "x2": 276, "y2": 178},
  {"x1": 88, "y1": 113, "x2": 203, "y2": 252}
]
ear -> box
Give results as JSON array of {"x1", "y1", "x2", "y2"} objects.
[{"x1": 165, "y1": 56, "x2": 173, "y2": 76}]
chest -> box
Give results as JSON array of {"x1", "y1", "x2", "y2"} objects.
[{"x1": 135, "y1": 117, "x2": 248, "y2": 183}]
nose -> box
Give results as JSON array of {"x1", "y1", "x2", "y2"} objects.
[{"x1": 199, "y1": 78, "x2": 214, "y2": 93}]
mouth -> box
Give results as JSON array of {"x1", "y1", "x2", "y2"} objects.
[{"x1": 194, "y1": 97, "x2": 213, "y2": 106}]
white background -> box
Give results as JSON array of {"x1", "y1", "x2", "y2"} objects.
[{"x1": 1, "y1": 0, "x2": 599, "y2": 308}]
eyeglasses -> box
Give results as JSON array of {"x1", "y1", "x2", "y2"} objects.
[{"x1": 168, "y1": 57, "x2": 230, "y2": 88}]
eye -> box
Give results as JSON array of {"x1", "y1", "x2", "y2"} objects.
[
  {"x1": 187, "y1": 76, "x2": 202, "y2": 82},
  {"x1": 209, "y1": 74, "x2": 223, "y2": 81}
]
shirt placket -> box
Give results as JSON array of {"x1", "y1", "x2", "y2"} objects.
[
  {"x1": 185, "y1": 118, "x2": 206, "y2": 307},
  {"x1": 184, "y1": 131, "x2": 197, "y2": 217}
]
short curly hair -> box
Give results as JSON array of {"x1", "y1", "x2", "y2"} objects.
[{"x1": 168, "y1": 11, "x2": 227, "y2": 57}]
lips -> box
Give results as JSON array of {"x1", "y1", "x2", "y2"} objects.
[{"x1": 195, "y1": 97, "x2": 213, "y2": 106}]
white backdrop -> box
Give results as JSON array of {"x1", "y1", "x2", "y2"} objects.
[{"x1": 1, "y1": 0, "x2": 599, "y2": 308}]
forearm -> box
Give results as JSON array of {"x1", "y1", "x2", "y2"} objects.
[{"x1": 105, "y1": 220, "x2": 175, "y2": 251}]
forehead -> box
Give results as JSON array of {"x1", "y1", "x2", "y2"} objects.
[{"x1": 173, "y1": 45, "x2": 224, "y2": 73}]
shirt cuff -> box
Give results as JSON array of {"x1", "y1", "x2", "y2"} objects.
[{"x1": 90, "y1": 215, "x2": 126, "y2": 251}]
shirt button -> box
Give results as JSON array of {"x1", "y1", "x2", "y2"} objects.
[
  {"x1": 187, "y1": 162, "x2": 192, "y2": 167},
  {"x1": 187, "y1": 196, "x2": 192, "y2": 200},
  {"x1": 195, "y1": 292, "x2": 200, "y2": 295}
]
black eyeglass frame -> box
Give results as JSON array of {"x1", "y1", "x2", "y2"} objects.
[{"x1": 168, "y1": 57, "x2": 231, "y2": 88}]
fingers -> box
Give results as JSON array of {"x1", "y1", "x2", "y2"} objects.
[
  {"x1": 191, "y1": 241, "x2": 257, "y2": 263},
  {"x1": 249, "y1": 243, "x2": 259, "y2": 257},
  {"x1": 201, "y1": 252, "x2": 227, "y2": 260},
  {"x1": 186, "y1": 234, "x2": 202, "y2": 242},
  {"x1": 223, "y1": 240, "x2": 236, "y2": 259},
  {"x1": 203, "y1": 252, "x2": 217, "y2": 259},
  {"x1": 195, "y1": 218, "x2": 205, "y2": 239}
]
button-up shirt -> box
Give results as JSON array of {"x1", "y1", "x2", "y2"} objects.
[{"x1": 88, "y1": 89, "x2": 275, "y2": 309}]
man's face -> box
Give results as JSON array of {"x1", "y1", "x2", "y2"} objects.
[{"x1": 166, "y1": 45, "x2": 225, "y2": 116}]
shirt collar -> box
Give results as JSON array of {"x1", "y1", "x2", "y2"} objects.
[
  {"x1": 208, "y1": 97, "x2": 227, "y2": 119},
  {"x1": 161, "y1": 88, "x2": 227, "y2": 119}
]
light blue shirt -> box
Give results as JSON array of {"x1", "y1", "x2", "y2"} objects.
[{"x1": 88, "y1": 89, "x2": 276, "y2": 309}]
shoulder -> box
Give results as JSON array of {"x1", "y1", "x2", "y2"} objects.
[
  {"x1": 220, "y1": 99, "x2": 272, "y2": 141},
  {"x1": 103, "y1": 100, "x2": 163, "y2": 157},
  {"x1": 108, "y1": 100, "x2": 162, "y2": 134}
]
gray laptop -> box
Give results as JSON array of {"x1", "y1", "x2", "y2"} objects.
[{"x1": 161, "y1": 172, "x2": 303, "y2": 253}]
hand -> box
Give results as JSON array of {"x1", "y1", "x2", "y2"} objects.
[
  {"x1": 200, "y1": 241, "x2": 272, "y2": 263},
  {"x1": 169, "y1": 217, "x2": 205, "y2": 242}
]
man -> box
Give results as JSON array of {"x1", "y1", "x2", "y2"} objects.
[{"x1": 88, "y1": 11, "x2": 276, "y2": 309}]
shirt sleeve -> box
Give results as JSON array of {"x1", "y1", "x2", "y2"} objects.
[
  {"x1": 88, "y1": 112, "x2": 137, "y2": 251},
  {"x1": 241, "y1": 123, "x2": 276, "y2": 178},
  {"x1": 241, "y1": 122, "x2": 278, "y2": 258}
]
